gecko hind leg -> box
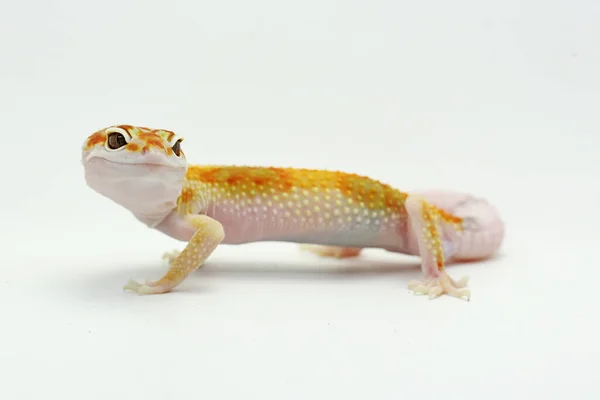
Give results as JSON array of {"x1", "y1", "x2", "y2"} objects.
[
  {"x1": 405, "y1": 194, "x2": 470, "y2": 300},
  {"x1": 300, "y1": 245, "x2": 363, "y2": 258}
]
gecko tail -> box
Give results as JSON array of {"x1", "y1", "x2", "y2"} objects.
[{"x1": 414, "y1": 189, "x2": 505, "y2": 261}]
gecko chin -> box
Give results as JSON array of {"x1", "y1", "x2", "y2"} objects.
[{"x1": 83, "y1": 156, "x2": 187, "y2": 223}]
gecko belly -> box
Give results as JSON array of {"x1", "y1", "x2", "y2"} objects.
[
  {"x1": 261, "y1": 229, "x2": 399, "y2": 249},
  {"x1": 204, "y1": 204, "x2": 409, "y2": 251}
]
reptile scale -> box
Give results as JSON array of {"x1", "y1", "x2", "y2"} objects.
[{"x1": 81, "y1": 125, "x2": 505, "y2": 300}]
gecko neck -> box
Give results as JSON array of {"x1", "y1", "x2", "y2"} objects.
[
  {"x1": 83, "y1": 158, "x2": 187, "y2": 228},
  {"x1": 132, "y1": 201, "x2": 179, "y2": 228}
]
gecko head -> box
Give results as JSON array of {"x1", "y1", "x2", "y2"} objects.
[{"x1": 81, "y1": 125, "x2": 189, "y2": 225}]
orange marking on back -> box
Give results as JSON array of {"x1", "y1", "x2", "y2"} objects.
[
  {"x1": 332, "y1": 172, "x2": 408, "y2": 214},
  {"x1": 185, "y1": 166, "x2": 408, "y2": 213},
  {"x1": 187, "y1": 166, "x2": 295, "y2": 191}
]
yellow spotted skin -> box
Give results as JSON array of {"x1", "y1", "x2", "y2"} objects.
[{"x1": 176, "y1": 165, "x2": 463, "y2": 252}]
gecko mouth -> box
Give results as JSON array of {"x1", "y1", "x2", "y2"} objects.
[{"x1": 84, "y1": 154, "x2": 185, "y2": 170}]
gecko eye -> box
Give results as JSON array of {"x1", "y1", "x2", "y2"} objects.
[
  {"x1": 172, "y1": 139, "x2": 182, "y2": 157},
  {"x1": 107, "y1": 132, "x2": 127, "y2": 149}
]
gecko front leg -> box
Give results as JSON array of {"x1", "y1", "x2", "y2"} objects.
[
  {"x1": 405, "y1": 194, "x2": 470, "y2": 300},
  {"x1": 124, "y1": 214, "x2": 225, "y2": 295}
]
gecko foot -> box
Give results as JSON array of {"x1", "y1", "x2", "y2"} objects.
[
  {"x1": 122, "y1": 251, "x2": 179, "y2": 294},
  {"x1": 408, "y1": 272, "x2": 470, "y2": 300},
  {"x1": 123, "y1": 279, "x2": 170, "y2": 295}
]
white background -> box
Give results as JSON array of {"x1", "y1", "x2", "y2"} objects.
[{"x1": 1, "y1": 0, "x2": 599, "y2": 399}]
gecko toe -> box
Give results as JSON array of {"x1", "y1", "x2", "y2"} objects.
[
  {"x1": 123, "y1": 279, "x2": 168, "y2": 295},
  {"x1": 408, "y1": 272, "x2": 471, "y2": 301},
  {"x1": 161, "y1": 249, "x2": 181, "y2": 264},
  {"x1": 123, "y1": 279, "x2": 143, "y2": 293}
]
